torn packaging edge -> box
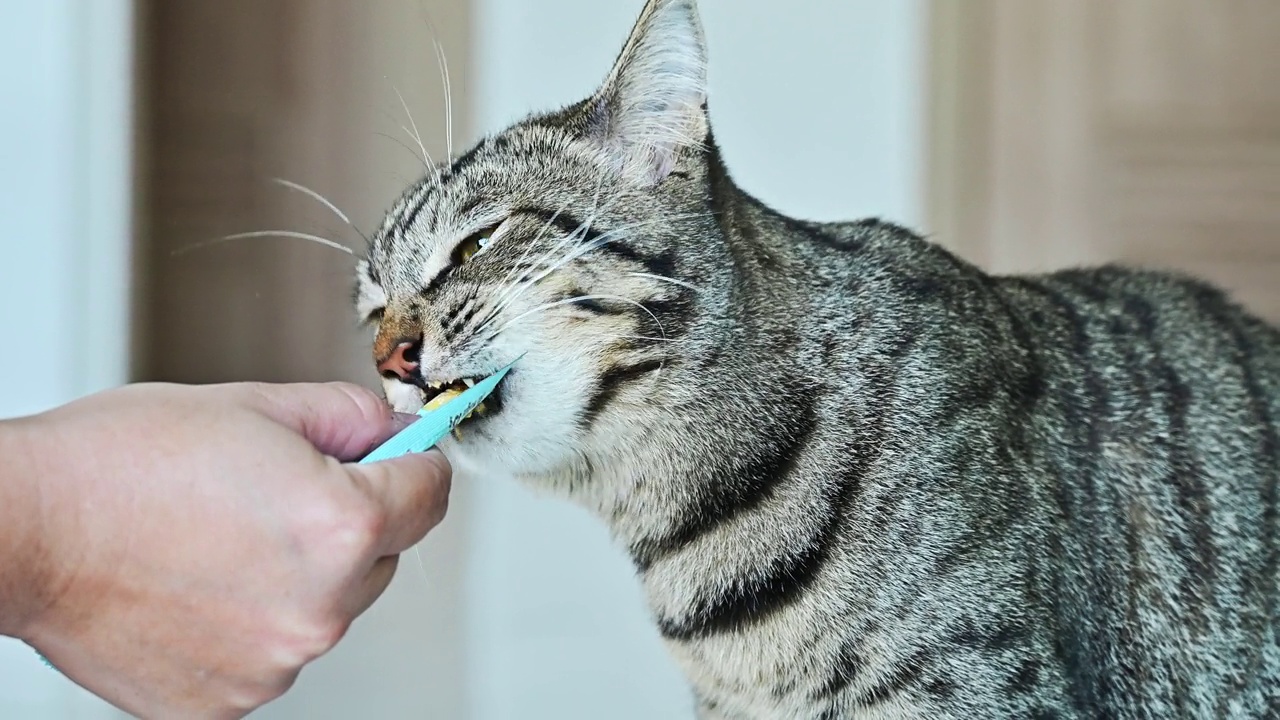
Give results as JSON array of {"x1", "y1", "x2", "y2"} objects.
[{"x1": 359, "y1": 358, "x2": 518, "y2": 464}]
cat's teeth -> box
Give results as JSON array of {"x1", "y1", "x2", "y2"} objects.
[
  {"x1": 428, "y1": 381, "x2": 443, "y2": 390},
  {"x1": 463, "y1": 378, "x2": 475, "y2": 387},
  {"x1": 423, "y1": 388, "x2": 463, "y2": 412},
  {"x1": 452, "y1": 427, "x2": 464, "y2": 441}
]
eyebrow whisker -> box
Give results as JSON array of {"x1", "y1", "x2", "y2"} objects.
[
  {"x1": 172, "y1": 230, "x2": 356, "y2": 257},
  {"x1": 271, "y1": 178, "x2": 370, "y2": 244}
]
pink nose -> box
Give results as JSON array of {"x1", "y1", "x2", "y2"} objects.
[{"x1": 376, "y1": 340, "x2": 419, "y2": 380}]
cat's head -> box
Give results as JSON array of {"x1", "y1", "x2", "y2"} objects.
[{"x1": 355, "y1": 0, "x2": 724, "y2": 481}]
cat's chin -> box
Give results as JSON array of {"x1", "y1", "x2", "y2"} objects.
[
  {"x1": 438, "y1": 426, "x2": 570, "y2": 481},
  {"x1": 444, "y1": 437, "x2": 595, "y2": 504},
  {"x1": 382, "y1": 377, "x2": 426, "y2": 414},
  {"x1": 435, "y1": 402, "x2": 590, "y2": 486}
]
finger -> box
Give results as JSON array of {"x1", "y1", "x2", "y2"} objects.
[
  {"x1": 344, "y1": 450, "x2": 452, "y2": 555},
  {"x1": 342, "y1": 555, "x2": 399, "y2": 618},
  {"x1": 228, "y1": 382, "x2": 404, "y2": 461}
]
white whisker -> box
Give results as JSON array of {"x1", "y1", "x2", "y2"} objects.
[
  {"x1": 173, "y1": 230, "x2": 355, "y2": 257},
  {"x1": 480, "y1": 146, "x2": 614, "y2": 324},
  {"x1": 388, "y1": 79, "x2": 439, "y2": 183},
  {"x1": 399, "y1": 124, "x2": 424, "y2": 159},
  {"x1": 491, "y1": 202, "x2": 569, "y2": 294},
  {"x1": 374, "y1": 131, "x2": 432, "y2": 168},
  {"x1": 482, "y1": 202, "x2": 604, "y2": 324},
  {"x1": 627, "y1": 271, "x2": 701, "y2": 293},
  {"x1": 603, "y1": 333, "x2": 676, "y2": 343},
  {"x1": 272, "y1": 178, "x2": 352, "y2": 226},
  {"x1": 512, "y1": 212, "x2": 704, "y2": 295},
  {"x1": 479, "y1": 211, "x2": 705, "y2": 334},
  {"x1": 484, "y1": 187, "x2": 608, "y2": 319},
  {"x1": 470, "y1": 200, "x2": 579, "y2": 335},
  {"x1": 412, "y1": 545, "x2": 429, "y2": 582},
  {"x1": 486, "y1": 294, "x2": 667, "y2": 342},
  {"x1": 470, "y1": 187, "x2": 711, "y2": 346},
  {"x1": 489, "y1": 178, "x2": 612, "y2": 309},
  {"x1": 271, "y1": 178, "x2": 368, "y2": 243},
  {"x1": 413, "y1": 3, "x2": 455, "y2": 162},
  {"x1": 391, "y1": 83, "x2": 429, "y2": 163},
  {"x1": 433, "y1": 38, "x2": 455, "y2": 162}
]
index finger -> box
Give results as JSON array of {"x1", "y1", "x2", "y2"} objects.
[
  {"x1": 345, "y1": 450, "x2": 453, "y2": 555},
  {"x1": 225, "y1": 381, "x2": 411, "y2": 461}
]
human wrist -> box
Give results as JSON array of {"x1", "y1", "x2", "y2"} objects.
[{"x1": 0, "y1": 414, "x2": 61, "y2": 639}]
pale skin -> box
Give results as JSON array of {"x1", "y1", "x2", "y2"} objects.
[{"x1": 0, "y1": 381, "x2": 451, "y2": 719}]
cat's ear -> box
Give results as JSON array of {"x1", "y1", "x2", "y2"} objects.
[{"x1": 584, "y1": 0, "x2": 708, "y2": 185}]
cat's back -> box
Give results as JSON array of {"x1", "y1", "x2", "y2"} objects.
[
  {"x1": 759, "y1": 213, "x2": 1280, "y2": 714},
  {"x1": 998, "y1": 264, "x2": 1280, "y2": 463},
  {"x1": 802, "y1": 216, "x2": 1280, "y2": 427},
  {"x1": 801, "y1": 220, "x2": 1280, "y2": 714},
  {"x1": 793, "y1": 217, "x2": 1280, "y2": 484},
  {"x1": 995, "y1": 265, "x2": 1280, "y2": 716}
]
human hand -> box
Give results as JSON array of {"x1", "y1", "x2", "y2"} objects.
[{"x1": 0, "y1": 382, "x2": 450, "y2": 718}]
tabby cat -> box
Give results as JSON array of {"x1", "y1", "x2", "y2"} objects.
[{"x1": 353, "y1": 0, "x2": 1280, "y2": 716}]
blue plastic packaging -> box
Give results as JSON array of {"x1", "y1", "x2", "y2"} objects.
[{"x1": 359, "y1": 357, "x2": 517, "y2": 464}]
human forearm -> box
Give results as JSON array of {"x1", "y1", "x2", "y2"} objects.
[{"x1": 0, "y1": 414, "x2": 55, "y2": 638}]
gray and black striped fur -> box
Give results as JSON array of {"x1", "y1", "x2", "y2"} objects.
[{"x1": 355, "y1": 0, "x2": 1280, "y2": 716}]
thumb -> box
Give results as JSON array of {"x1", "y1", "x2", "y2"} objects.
[
  {"x1": 346, "y1": 449, "x2": 453, "y2": 555},
  {"x1": 228, "y1": 382, "x2": 408, "y2": 461}
]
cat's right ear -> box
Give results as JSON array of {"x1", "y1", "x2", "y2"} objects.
[{"x1": 581, "y1": 0, "x2": 709, "y2": 186}]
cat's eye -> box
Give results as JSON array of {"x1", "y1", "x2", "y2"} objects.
[
  {"x1": 365, "y1": 307, "x2": 385, "y2": 325},
  {"x1": 453, "y1": 226, "x2": 498, "y2": 265}
]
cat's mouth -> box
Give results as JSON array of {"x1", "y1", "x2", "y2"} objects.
[{"x1": 418, "y1": 376, "x2": 504, "y2": 419}]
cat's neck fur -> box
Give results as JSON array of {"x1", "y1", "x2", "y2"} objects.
[{"x1": 570, "y1": 137, "x2": 849, "y2": 561}]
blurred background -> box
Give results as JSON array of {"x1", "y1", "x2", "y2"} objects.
[{"x1": 1, "y1": 0, "x2": 1276, "y2": 718}]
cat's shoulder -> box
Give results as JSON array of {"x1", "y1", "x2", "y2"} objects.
[
  {"x1": 800, "y1": 216, "x2": 925, "y2": 250},
  {"x1": 796, "y1": 215, "x2": 971, "y2": 271},
  {"x1": 1005, "y1": 263, "x2": 1242, "y2": 314},
  {"x1": 1000, "y1": 263, "x2": 1280, "y2": 348}
]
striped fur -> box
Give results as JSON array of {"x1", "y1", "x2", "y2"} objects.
[{"x1": 354, "y1": 1, "x2": 1280, "y2": 716}]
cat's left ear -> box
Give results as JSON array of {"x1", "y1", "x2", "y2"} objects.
[{"x1": 584, "y1": 0, "x2": 708, "y2": 185}]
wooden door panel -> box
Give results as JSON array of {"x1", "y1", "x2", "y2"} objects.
[
  {"x1": 1100, "y1": 0, "x2": 1280, "y2": 127},
  {"x1": 929, "y1": 0, "x2": 1280, "y2": 323}
]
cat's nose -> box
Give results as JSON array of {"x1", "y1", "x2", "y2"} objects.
[{"x1": 375, "y1": 338, "x2": 421, "y2": 381}]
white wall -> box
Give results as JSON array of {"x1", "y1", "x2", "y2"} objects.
[
  {"x1": 0, "y1": 0, "x2": 134, "y2": 717},
  {"x1": 467, "y1": 1, "x2": 924, "y2": 718}
]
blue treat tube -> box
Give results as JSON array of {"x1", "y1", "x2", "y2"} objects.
[{"x1": 359, "y1": 358, "x2": 517, "y2": 464}]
